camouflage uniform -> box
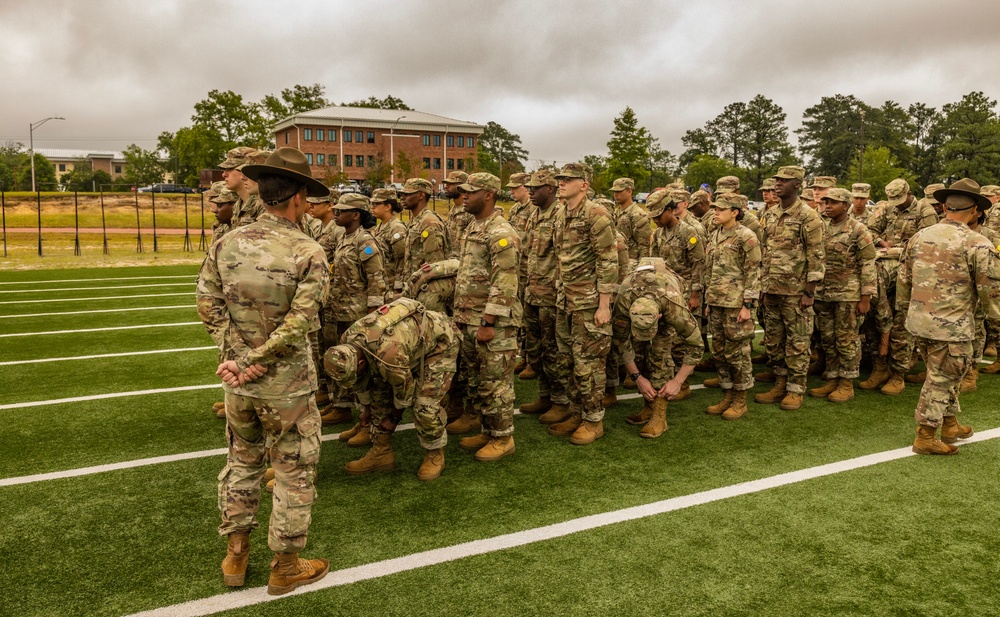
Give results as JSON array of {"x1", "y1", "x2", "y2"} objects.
[
  {"x1": 652, "y1": 212, "x2": 706, "y2": 299},
  {"x1": 615, "y1": 200, "x2": 653, "y2": 271},
  {"x1": 324, "y1": 224, "x2": 387, "y2": 350},
  {"x1": 373, "y1": 215, "x2": 407, "y2": 292},
  {"x1": 401, "y1": 194, "x2": 452, "y2": 312},
  {"x1": 443, "y1": 170, "x2": 473, "y2": 258},
  {"x1": 207, "y1": 182, "x2": 237, "y2": 248},
  {"x1": 507, "y1": 172, "x2": 536, "y2": 365},
  {"x1": 605, "y1": 230, "x2": 633, "y2": 389},
  {"x1": 197, "y1": 211, "x2": 329, "y2": 554}
]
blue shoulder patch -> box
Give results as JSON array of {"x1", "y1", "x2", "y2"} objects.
[{"x1": 364, "y1": 246, "x2": 373, "y2": 255}]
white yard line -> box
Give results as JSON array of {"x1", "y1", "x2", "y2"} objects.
[
  {"x1": 0, "y1": 346, "x2": 216, "y2": 366},
  {"x1": 0, "y1": 384, "x2": 221, "y2": 411},
  {"x1": 0, "y1": 282, "x2": 194, "y2": 295},
  {"x1": 123, "y1": 426, "x2": 1000, "y2": 617},
  {"x1": 0, "y1": 305, "x2": 196, "y2": 319},
  {"x1": 0, "y1": 274, "x2": 194, "y2": 286},
  {"x1": 0, "y1": 321, "x2": 202, "y2": 337},
  {"x1": 0, "y1": 292, "x2": 194, "y2": 305}
]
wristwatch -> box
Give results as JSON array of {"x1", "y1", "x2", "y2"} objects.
[
  {"x1": 743, "y1": 301, "x2": 756, "y2": 309},
  {"x1": 480, "y1": 318, "x2": 494, "y2": 328},
  {"x1": 629, "y1": 371, "x2": 641, "y2": 382},
  {"x1": 803, "y1": 290, "x2": 815, "y2": 299}
]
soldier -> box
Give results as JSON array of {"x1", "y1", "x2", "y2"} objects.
[
  {"x1": 811, "y1": 176, "x2": 836, "y2": 203},
  {"x1": 963, "y1": 206, "x2": 1000, "y2": 389},
  {"x1": 442, "y1": 170, "x2": 473, "y2": 257},
  {"x1": 760, "y1": 177, "x2": 780, "y2": 213},
  {"x1": 755, "y1": 165, "x2": 825, "y2": 410},
  {"x1": 324, "y1": 298, "x2": 459, "y2": 480},
  {"x1": 548, "y1": 163, "x2": 619, "y2": 445},
  {"x1": 801, "y1": 187, "x2": 816, "y2": 210},
  {"x1": 220, "y1": 147, "x2": 264, "y2": 228},
  {"x1": 399, "y1": 178, "x2": 451, "y2": 307},
  {"x1": 921, "y1": 183, "x2": 946, "y2": 221},
  {"x1": 519, "y1": 170, "x2": 572, "y2": 419},
  {"x1": 208, "y1": 181, "x2": 237, "y2": 248},
  {"x1": 981, "y1": 185, "x2": 1000, "y2": 235},
  {"x1": 850, "y1": 183, "x2": 872, "y2": 222},
  {"x1": 701, "y1": 194, "x2": 761, "y2": 419},
  {"x1": 371, "y1": 187, "x2": 407, "y2": 293},
  {"x1": 446, "y1": 173, "x2": 522, "y2": 461},
  {"x1": 309, "y1": 189, "x2": 344, "y2": 254},
  {"x1": 611, "y1": 177, "x2": 652, "y2": 271},
  {"x1": 613, "y1": 258, "x2": 703, "y2": 436},
  {"x1": 690, "y1": 189, "x2": 714, "y2": 235},
  {"x1": 897, "y1": 178, "x2": 1000, "y2": 454},
  {"x1": 808, "y1": 188, "x2": 876, "y2": 403},
  {"x1": 672, "y1": 188, "x2": 707, "y2": 238},
  {"x1": 197, "y1": 147, "x2": 329, "y2": 596},
  {"x1": 507, "y1": 172, "x2": 535, "y2": 375}
]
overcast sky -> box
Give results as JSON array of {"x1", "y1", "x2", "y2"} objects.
[{"x1": 3, "y1": 0, "x2": 1000, "y2": 167}]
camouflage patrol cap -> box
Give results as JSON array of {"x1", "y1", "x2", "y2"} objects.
[
  {"x1": 306, "y1": 188, "x2": 338, "y2": 204},
  {"x1": 324, "y1": 344, "x2": 361, "y2": 389},
  {"x1": 524, "y1": 169, "x2": 558, "y2": 188},
  {"x1": 979, "y1": 185, "x2": 1000, "y2": 197},
  {"x1": 555, "y1": 162, "x2": 593, "y2": 182},
  {"x1": 716, "y1": 176, "x2": 740, "y2": 194},
  {"x1": 885, "y1": 179, "x2": 910, "y2": 207},
  {"x1": 610, "y1": 177, "x2": 635, "y2": 192},
  {"x1": 667, "y1": 180, "x2": 686, "y2": 191},
  {"x1": 821, "y1": 188, "x2": 852, "y2": 203},
  {"x1": 923, "y1": 183, "x2": 945, "y2": 205},
  {"x1": 773, "y1": 165, "x2": 805, "y2": 181},
  {"x1": 690, "y1": 190, "x2": 710, "y2": 206},
  {"x1": 595, "y1": 197, "x2": 615, "y2": 211},
  {"x1": 801, "y1": 188, "x2": 815, "y2": 201},
  {"x1": 812, "y1": 176, "x2": 837, "y2": 189},
  {"x1": 371, "y1": 187, "x2": 397, "y2": 203},
  {"x1": 211, "y1": 187, "x2": 239, "y2": 204},
  {"x1": 218, "y1": 146, "x2": 258, "y2": 170},
  {"x1": 713, "y1": 193, "x2": 743, "y2": 210},
  {"x1": 333, "y1": 192, "x2": 372, "y2": 212},
  {"x1": 761, "y1": 178, "x2": 777, "y2": 190},
  {"x1": 629, "y1": 296, "x2": 661, "y2": 342},
  {"x1": 400, "y1": 178, "x2": 433, "y2": 195},
  {"x1": 205, "y1": 180, "x2": 226, "y2": 199},
  {"x1": 934, "y1": 178, "x2": 991, "y2": 212},
  {"x1": 646, "y1": 189, "x2": 674, "y2": 217},
  {"x1": 442, "y1": 171, "x2": 469, "y2": 185},
  {"x1": 237, "y1": 149, "x2": 271, "y2": 171},
  {"x1": 670, "y1": 189, "x2": 691, "y2": 203},
  {"x1": 458, "y1": 172, "x2": 501, "y2": 193},
  {"x1": 505, "y1": 172, "x2": 531, "y2": 188},
  {"x1": 851, "y1": 183, "x2": 871, "y2": 198}
]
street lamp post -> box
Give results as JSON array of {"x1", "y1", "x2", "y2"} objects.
[
  {"x1": 858, "y1": 109, "x2": 866, "y2": 183},
  {"x1": 389, "y1": 115, "x2": 407, "y2": 184},
  {"x1": 29, "y1": 116, "x2": 65, "y2": 192}
]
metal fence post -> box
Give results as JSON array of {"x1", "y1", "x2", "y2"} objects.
[
  {"x1": 100, "y1": 189, "x2": 109, "y2": 255},
  {"x1": 198, "y1": 192, "x2": 207, "y2": 251},
  {"x1": 73, "y1": 191, "x2": 81, "y2": 256},
  {"x1": 134, "y1": 190, "x2": 143, "y2": 253},
  {"x1": 183, "y1": 193, "x2": 192, "y2": 252},
  {"x1": 151, "y1": 191, "x2": 158, "y2": 252},
  {"x1": 36, "y1": 190, "x2": 43, "y2": 257},
  {"x1": 1, "y1": 190, "x2": 7, "y2": 258}
]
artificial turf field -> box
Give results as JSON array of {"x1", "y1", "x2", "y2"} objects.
[{"x1": 1, "y1": 264, "x2": 999, "y2": 617}]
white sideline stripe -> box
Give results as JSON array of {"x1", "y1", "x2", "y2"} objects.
[
  {"x1": 0, "y1": 346, "x2": 216, "y2": 366},
  {"x1": 0, "y1": 394, "x2": 648, "y2": 487},
  {"x1": 0, "y1": 274, "x2": 194, "y2": 286},
  {"x1": 0, "y1": 305, "x2": 196, "y2": 319},
  {"x1": 0, "y1": 282, "x2": 195, "y2": 295},
  {"x1": 0, "y1": 384, "x2": 221, "y2": 410},
  {"x1": 125, "y1": 427, "x2": 1000, "y2": 617},
  {"x1": 0, "y1": 321, "x2": 202, "y2": 337},
  {"x1": 0, "y1": 292, "x2": 194, "y2": 305}
]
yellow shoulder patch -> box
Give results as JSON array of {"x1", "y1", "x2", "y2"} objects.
[
  {"x1": 689, "y1": 236, "x2": 697, "y2": 245},
  {"x1": 499, "y1": 238, "x2": 508, "y2": 248},
  {"x1": 421, "y1": 230, "x2": 429, "y2": 238}
]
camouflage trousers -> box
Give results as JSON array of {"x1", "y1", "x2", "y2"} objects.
[
  {"x1": 874, "y1": 262, "x2": 914, "y2": 374},
  {"x1": 914, "y1": 338, "x2": 971, "y2": 428},
  {"x1": 459, "y1": 324, "x2": 518, "y2": 437},
  {"x1": 219, "y1": 391, "x2": 321, "y2": 553},
  {"x1": 762, "y1": 293, "x2": 813, "y2": 394},
  {"x1": 524, "y1": 302, "x2": 569, "y2": 405},
  {"x1": 887, "y1": 308, "x2": 915, "y2": 375},
  {"x1": 645, "y1": 329, "x2": 679, "y2": 390},
  {"x1": 321, "y1": 317, "x2": 355, "y2": 404},
  {"x1": 708, "y1": 306, "x2": 755, "y2": 391},
  {"x1": 815, "y1": 300, "x2": 861, "y2": 379},
  {"x1": 555, "y1": 307, "x2": 612, "y2": 422},
  {"x1": 411, "y1": 278, "x2": 454, "y2": 314}
]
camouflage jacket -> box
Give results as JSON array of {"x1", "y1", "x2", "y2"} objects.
[
  {"x1": 374, "y1": 215, "x2": 407, "y2": 292},
  {"x1": 196, "y1": 212, "x2": 329, "y2": 398},
  {"x1": 616, "y1": 201, "x2": 653, "y2": 269},
  {"x1": 615, "y1": 231, "x2": 630, "y2": 293},
  {"x1": 209, "y1": 221, "x2": 230, "y2": 249},
  {"x1": 681, "y1": 210, "x2": 707, "y2": 238},
  {"x1": 524, "y1": 200, "x2": 564, "y2": 307},
  {"x1": 404, "y1": 206, "x2": 450, "y2": 282},
  {"x1": 613, "y1": 258, "x2": 703, "y2": 366},
  {"x1": 868, "y1": 198, "x2": 938, "y2": 259},
  {"x1": 300, "y1": 213, "x2": 323, "y2": 240},
  {"x1": 815, "y1": 217, "x2": 877, "y2": 303},
  {"x1": 328, "y1": 227, "x2": 387, "y2": 321},
  {"x1": 849, "y1": 205, "x2": 871, "y2": 225},
  {"x1": 453, "y1": 208, "x2": 522, "y2": 328},
  {"x1": 554, "y1": 198, "x2": 619, "y2": 311},
  {"x1": 705, "y1": 223, "x2": 761, "y2": 308},
  {"x1": 983, "y1": 204, "x2": 1000, "y2": 236},
  {"x1": 446, "y1": 200, "x2": 474, "y2": 259},
  {"x1": 703, "y1": 208, "x2": 764, "y2": 245},
  {"x1": 897, "y1": 219, "x2": 1000, "y2": 342},
  {"x1": 760, "y1": 198, "x2": 826, "y2": 296},
  {"x1": 316, "y1": 219, "x2": 344, "y2": 263},
  {"x1": 508, "y1": 199, "x2": 537, "y2": 292},
  {"x1": 651, "y1": 217, "x2": 706, "y2": 294},
  {"x1": 232, "y1": 194, "x2": 264, "y2": 228}
]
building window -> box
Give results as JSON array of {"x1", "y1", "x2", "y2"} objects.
[
  {"x1": 316, "y1": 129, "x2": 325, "y2": 141},
  {"x1": 317, "y1": 154, "x2": 325, "y2": 166},
  {"x1": 114, "y1": 165, "x2": 122, "y2": 174},
  {"x1": 366, "y1": 155, "x2": 374, "y2": 167},
  {"x1": 344, "y1": 131, "x2": 352, "y2": 143},
  {"x1": 458, "y1": 136, "x2": 465, "y2": 147},
  {"x1": 355, "y1": 131, "x2": 363, "y2": 142},
  {"x1": 305, "y1": 153, "x2": 313, "y2": 165},
  {"x1": 285, "y1": 132, "x2": 289, "y2": 144},
  {"x1": 433, "y1": 158, "x2": 441, "y2": 170},
  {"x1": 304, "y1": 129, "x2": 312, "y2": 141},
  {"x1": 434, "y1": 135, "x2": 441, "y2": 147},
  {"x1": 446, "y1": 135, "x2": 454, "y2": 147},
  {"x1": 456, "y1": 159, "x2": 464, "y2": 170},
  {"x1": 468, "y1": 137, "x2": 474, "y2": 148},
  {"x1": 422, "y1": 157, "x2": 430, "y2": 169},
  {"x1": 422, "y1": 134, "x2": 430, "y2": 146},
  {"x1": 344, "y1": 155, "x2": 352, "y2": 167},
  {"x1": 58, "y1": 163, "x2": 66, "y2": 172},
  {"x1": 329, "y1": 129, "x2": 337, "y2": 142},
  {"x1": 356, "y1": 155, "x2": 364, "y2": 167},
  {"x1": 447, "y1": 158, "x2": 454, "y2": 170},
  {"x1": 366, "y1": 132, "x2": 375, "y2": 143}
]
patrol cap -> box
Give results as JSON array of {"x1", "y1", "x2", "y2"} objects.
[
  {"x1": 667, "y1": 179, "x2": 686, "y2": 191},
  {"x1": 761, "y1": 178, "x2": 777, "y2": 190},
  {"x1": 333, "y1": 192, "x2": 372, "y2": 212},
  {"x1": 324, "y1": 344, "x2": 360, "y2": 390},
  {"x1": 716, "y1": 176, "x2": 740, "y2": 194},
  {"x1": 670, "y1": 189, "x2": 691, "y2": 203},
  {"x1": 210, "y1": 188, "x2": 239, "y2": 204},
  {"x1": 884, "y1": 179, "x2": 910, "y2": 207},
  {"x1": 646, "y1": 189, "x2": 674, "y2": 217},
  {"x1": 524, "y1": 169, "x2": 558, "y2": 188},
  {"x1": 610, "y1": 177, "x2": 635, "y2": 192},
  {"x1": 922, "y1": 183, "x2": 945, "y2": 205},
  {"x1": 773, "y1": 165, "x2": 805, "y2": 180},
  {"x1": 690, "y1": 190, "x2": 710, "y2": 206},
  {"x1": 505, "y1": 172, "x2": 531, "y2": 188},
  {"x1": 400, "y1": 178, "x2": 433, "y2": 195},
  {"x1": 240, "y1": 147, "x2": 329, "y2": 198},
  {"x1": 979, "y1": 185, "x2": 1000, "y2": 197},
  {"x1": 801, "y1": 188, "x2": 815, "y2": 201},
  {"x1": 851, "y1": 183, "x2": 871, "y2": 198},
  {"x1": 629, "y1": 297, "x2": 661, "y2": 342},
  {"x1": 218, "y1": 146, "x2": 257, "y2": 170},
  {"x1": 205, "y1": 180, "x2": 226, "y2": 199},
  {"x1": 554, "y1": 162, "x2": 593, "y2": 183},
  {"x1": 458, "y1": 172, "x2": 501, "y2": 193},
  {"x1": 820, "y1": 188, "x2": 852, "y2": 203},
  {"x1": 371, "y1": 187, "x2": 397, "y2": 203},
  {"x1": 713, "y1": 193, "x2": 743, "y2": 210},
  {"x1": 237, "y1": 149, "x2": 271, "y2": 171},
  {"x1": 812, "y1": 176, "x2": 837, "y2": 189},
  {"x1": 442, "y1": 171, "x2": 469, "y2": 185},
  {"x1": 934, "y1": 178, "x2": 991, "y2": 212},
  {"x1": 306, "y1": 188, "x2": 338, "y2": 204}
]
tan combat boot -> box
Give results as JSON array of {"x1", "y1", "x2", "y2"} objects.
[
  {"x1": 518, "y1": 365, "x2": 538, "y2": 380},
  {"x1": 474, "y1": 436, "x2": 516, "y2": 461},
  {"x1": 705, "y1": 390, "x2": 734, "y2": 415},
  {"x1": 338, "y1": 422, "x2": 364, "y2": 442},
  {"x1": 221, "y1": 532, "x2": 250, "y2": 587},
  {"x1": 941, "y1": 416, "x2": 974, "y2": 444},
  {"x1": 416, "y1": 449, "x2": 444, "y2": 481},
  {"x1": 751, "y1": 352, "x2": 768, "y2": 365},
  {"x1": 780, "y1": 391, "x2": 803, "y2": 410},
  {"x1": 703, "y1": 377, "x2": 721, "y2": 388},
  {"x1": 267, "y1": 552, "x2": 330, "y2": 596},
  {"x1": 320, "y1": 405, "x2": 353, "y2": 426},
  {"x1": 808, "y1": 379, "x2": 838, "y2": 399},
  {"x1": 538, "y1": 403, "x2": 572, "y2": 425},
  {"x1": 625, "y1": 402, "x2": 654, "y2": 425},
  {"x1": 827, "y1": 378, "x2": 855, "y2": 403},
  {"x1": 263, "y1": 467, "x2": 275, "y2": 483},
  {"x1": 982, "y1": 358, "x2": 1000, "y2": 374},
  {"x1": 669, "y1": 382, "x2": 692, "y2": 401},
  {"x1": 984, "y1": 344, "x2": 997, "y2": 358},
  {"x1": 912, "y1": 425, "x2": 959, "y2": 455},
  {"x1": 459, "y1": 432, "x2": 491, "y2": 451},
  {"x1": 754, "y1": 376, "x2": 787, "y2": 404},
  {"x1": 960, "y1": 367, "x2": 978, "y2": 393},
  {"x1": 722, "y1": 390, "x2": 748, "y2": 420},
  {"x1": 639, "y1": 398, "x2": 668, "y2": 438},
  {"x1": 519, "y1": 396, "x2": 552, "y2": 415},
  {"x1": 445, "y1": 412, "x2": 481, "y2": 434},
  {"x1": 859, "y1": 357, "x2": 890, "y2": 390},
  {"x1": 513, "y1": 357, "x2": 527, "y2": 374},
  {"x1": 347, "y1": 428, "x2": 372, "y2": 448},
  {"x1": 549, "y1": 414, "x2": 583, "y2": 437},
  {"x1": 602, "y1": 388, "x2": 618, "y2": 408},
  {"x1": 344, "y1": 433, "x2": 395, "y2": 475},
  {"x1": 754, "y1": 368, "x2": 776, "y2": 383},
  {"x1": 905, "y1": 370, "x2": 927, "y2": 383},
  {"x1": 212, "y1": 401, "x2": 225, "y2": 412},
  {"x1": 880, "y1": 371, "x2": 905, "y2": 396},
  {"x1": 314, "y1": 389, "x2": 330, "y2": 408},
  {"x1": 570, "y1": 420, "x2": 604, "y2": 445}
]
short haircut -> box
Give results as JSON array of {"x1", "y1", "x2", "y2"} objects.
[{"x1": 258, "y1": 175, "x2": 305, "y2": 209}]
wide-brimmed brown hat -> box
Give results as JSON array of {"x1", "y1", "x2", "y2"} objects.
[
  {"x1": 934, "y1": 178, "x2": 992, "y2": 212},
  {"x1": 241, "y1": 147, "x2": 328, "y2": 198}
]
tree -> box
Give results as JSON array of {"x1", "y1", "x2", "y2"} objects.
[
  {"x1": 344, "y1": 95, "x2": 412, "y2": 110},
  {"x1": 262, "y1": 83, "x2": 330, "y2": 124},
  {"x1": 14, "y1": 152, "x2": 56, "y2": 190},
  {"x1": 796, "y1": 94, "x2": 869, "y2": 179},
  {"x1": 738, "y1": 95, "x2": 796, "y2": 194},
  {"x1": 395, "y1": 151, "x2": 419, "y2": 183},
  {"x1": 864, "y1": 100, "x2": 915, "y2": 171},
  {"x1": 706, "y1": 102, "x2": 748, "y2": 167},
  {"x1": 364, "y1": 153, "x2": 391, "y2": 187},
  {"x1": 122, "y1": 144, "x2": 164, "y2": 187},
  {"x1": 846, "y1": 146, "x2": 915, "y2": 201},
  {"x1": 61, "y1": 158, "x2": 96, "y2": 192},
  {"x1": 908, "y1": 102, "x2": 946, "y2": 187},
  {"x1": 646, "y1": 138, "x2": 678, "y2": 191},
  {"x1": 583, "y1": 154, "x2": 610, "y2": 193},
  {"x1": 606, "y1": 107, "x2": 651, "y2": 188},
  {"x1": 158, "y1": 126, "x2": 230, "y2": 187},
  {"x1": 683, "y1": 155, "x2": 740, "y2": 193},
  {"x1": 477, "y1": 121, "x2": 529, "y2": 185},
  {"x1": 938, "y1": 91, "x2": 1000, "y2": 184},
  {"x1": 0, "y1": 141, "x2": 25, "y2": 191},
  {"x1": 191, "y1": 89, "x2": 270, "y2": 147},
  {"x1": 679, "y1": 128, "x2": 717, "y2": 169}
]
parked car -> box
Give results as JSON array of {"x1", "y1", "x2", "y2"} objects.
[
  {"x1": 136, "y1": 183, "x2": 198, "y2": 194},
  {"x1": 634, "y1": 192, "x2": 650, "y2": 204}
]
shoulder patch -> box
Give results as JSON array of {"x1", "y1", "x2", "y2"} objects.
[
  {"x1": 422, "y1": 230, "x2": 429, "y2": 238},
  {"x1": 393, "y1": 232, "x2": 401, "y2": 240},
  {"x1": 689, "y1": 236, "x2": 697, "y2": 245},
  {"x1": 498, "y1": 238, "x2": 508, "y2": 248},
  {"x1": 364, "y1": 246, "x2": 373, "y2": 255}
]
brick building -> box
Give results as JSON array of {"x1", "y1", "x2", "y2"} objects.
[
  {"x1": 37, "y1": 149, "x2": 127, "y2": 183},
  {"x1": 271, "y1": 106, "x2": 485, "y2": 186}
]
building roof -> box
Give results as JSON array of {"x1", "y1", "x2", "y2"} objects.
[
  {"x1": 273, "y1": 106, "x2": 485, "y2": 134},
  {"x1": 36, "y1": 148, "x2": 125, "y2": 161}
]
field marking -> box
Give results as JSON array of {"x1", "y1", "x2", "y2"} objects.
[
  {"x1": 0, "y1": 346, "x2": 216, "y2": 366},
  {"x1": 0, "y1": 394, "x2": 653, "y2": 487},
  {"x1": 0, "y1": 282, "x2": 195, "y2": 295},
  {"x1": 0, "y1": 292, "x2": 194, "y2": 306},
  {"x1": 0, "y1": 321, "x2": 202, "y2": 337},
  {"x1": 0, "y1": 383, "x2": 221, "y2": 410},
  {"x1": 124, "y1": 426, "x2": 1000, "y2": 617},
  {"x1": 0, "y1": 274, "x2": 194, "y2": 286},
  {"x1": 0, "y1": 305, "x2": 196, "y2": 319}
]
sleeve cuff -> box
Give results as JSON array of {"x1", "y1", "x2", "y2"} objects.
[{"x1": 484, "y1": 302, "x2": 512, "y2": 317}]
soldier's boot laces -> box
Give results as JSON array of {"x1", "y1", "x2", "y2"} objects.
[
  {"x1": 960, "y1": 367, "x2": 978, "y2": 394},
  {"x1": 459, "y1": 432, "x2": 490, "y2": 452},
  {"x1": 538, "y1": 403, "x2": 573, "y2": 425},
  {"x1": 221, "y1": 532, "x2": 250, "y2": 587},
  {"x1": 722, "y1": 390, "x2": 749, "y2": 420},
  {"x1": 602, "y1": 389, "x2": 618, "y2": 408},
  {"x1": 548, "y1": 414, "x2": 583, "y2": 437},
  {"x1": 474, "y1": 436, "x2": 515, "y2": 462},
  {"x1": 267, "y1": 552, "x2": 329, "y2": 596},
  {"x1": 706, "y1": 390, "x2": 733, "y2": 415},
  {"x1": 625, "y1": 403, "x2": 654, "y2": 425},
  {"x1": 445, "y1": 412, "x2": 481, "y2": 435},
  {"x1": 859, "y1": 357, "x2": 890, "y2": 390},
  {"x1": 912, "y1": 425, "x2": 959, "y2": 455},
  {"x1": 808, "y1": 379, "x2": 838, "y2": 399},
  {"x1": 880, "y1": 371, "x2": 906, "y2": 396},
  {"x1": 827, "y1": 378, "x2": 855, "y2": 403},
  {"x1": 941, "y1": 416, "x2": 974, "y2": 444},
  {"x1": 703, "y1": 377, "x2": 721, "y2": 388},
  {"x1": 570, "y1": 420, "x2": 604, "y2": 445},
  {"x1": 416, "y1": 449, "x2": 444, "y2": 481},
  {"x1": 780, "y1": 391, "x2": 803, "y2": 411},
  {"x1": 344, "y1": 433, "x2": 395, "y2": 475},
  {"x1": 519, "y1": 396, "x2": 552, "y2": 415},
  {"x1": 518, "y1": 365, "x2": 538, "y2": 380},
  {"x1": 639, "y1": 398, "x2": 668, "y2": 439},
  {"x1": 668, "y1": 381, "x2": 691, "y2": 401},
  {"x1": 754, "y1": 376, "x2": 787, "y2": 404}
]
